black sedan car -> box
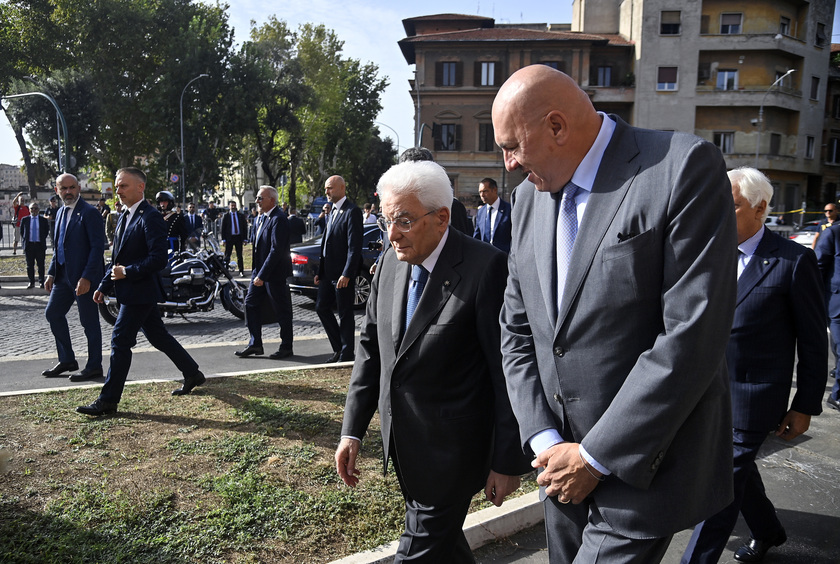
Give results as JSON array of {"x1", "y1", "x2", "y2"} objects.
[{"x1": 288, "y1": 224, "x2": 383, "y2": 308}]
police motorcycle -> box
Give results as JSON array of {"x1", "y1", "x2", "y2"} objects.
[{"x1": 97, "y1": 195, "x2": 247, "y2": 325}]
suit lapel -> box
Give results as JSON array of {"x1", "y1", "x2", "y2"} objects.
[
  {"x1": 396, "y1": 231, "x2": 461, "y2": 359},
  {"x1": 556, "y1": 117, "x2": 640, "y2": 333},
  {"x1": 391, "y1": 260, "x2": 411, "y2": 351},
  {"x1": 736, "y1": 229, "x2": 778, "y2": 306},
  {"x1": 533, "y1": 190, "x2": 559, "y2": 327}
]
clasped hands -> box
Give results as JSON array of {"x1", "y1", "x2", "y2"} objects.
[{"x1": 533, "y1": 442, "x2": 602, "y2": 504}]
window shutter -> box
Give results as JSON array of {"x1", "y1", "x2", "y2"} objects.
[
  {"x1": 700, "y1": 15, "x2": 710, "y2": 34},
  {"x1": 433, "y1": 123, "x2": 442, "y2": 151},
  {"x1": 474, "y1": 61, "x2": 481, "y2": 87},
  {"x1": 455, "y1": 125, "x2": 462, "y2": 150},
  {"x1": 455, "y1": 62, "x2": 463, "y2": 87},
  {"x1": 435, "y1": 62, "x2": 443, "y2": 87}
]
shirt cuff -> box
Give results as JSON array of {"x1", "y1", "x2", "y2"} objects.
[
  {"x1": 579, "y1": 445, "x2": 611, "y2": 476},
  {"x1": 341, "y1": 435, "x2": 361, "y2": 443},
  {"x1": 527, "y1": 429, "x2": 563, "y2": 456}
]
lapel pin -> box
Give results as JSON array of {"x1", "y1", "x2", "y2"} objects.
[
  {"x1": 444, "y1": 280, "x2": 450, "y2": 286},
  {"x1": 763, "y1": 260, "x2": 769, "y2": 265}
]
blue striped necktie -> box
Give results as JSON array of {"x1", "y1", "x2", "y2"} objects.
[
  {"x1": 405, "y1": 265, "x2": 429, "y2": 330},
  {"x1": 556, "y1": 182, "x2": 580, "y2": 315}
]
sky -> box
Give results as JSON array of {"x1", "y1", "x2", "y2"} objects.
[{"x1": 1, "y1": 0, "x2": 839, "y2": 168}]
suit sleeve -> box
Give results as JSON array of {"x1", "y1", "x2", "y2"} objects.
[
  {"x1": 816, "y1": 226, "x2": 836, "y2": 292},
  {"x1": 473, "y1": 208, "x2": 482, "y2": 239},
  {"x1": 789, "y1": 248, "x2": 828, "y2": 415},
  {"x1": 258, "y1": 214, "x2": 290, "y2": 281},
  {"x1": 477, "y1": 250, "x2": 532, "y2": 475},
  {"x1": 342, "y1": 206, "x2": 364, "y2": 279},
  {"x1": 341, "y1": 246, "x2": 384, "y2": 439},
  {"x1": 81, "y1": 207, "x2": 106, "y2": 282},
  {"x1": 122, "y1": 210, "x2": 168, "y2": 281}
]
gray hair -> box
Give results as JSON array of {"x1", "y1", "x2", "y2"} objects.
[
  {"x1": 376, "y1": 161, "x2": 452, "y2": 219},
  {"x1": 258, "y1": 185, "x2": 278, "y2": 202},
  {"x1": 728, "y1": 167, "x2": 773, "y2": 221}
]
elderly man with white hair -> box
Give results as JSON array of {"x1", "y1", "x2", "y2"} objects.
[{"x1": 682, "y1": 167, "x2": 826, "y2": 564}]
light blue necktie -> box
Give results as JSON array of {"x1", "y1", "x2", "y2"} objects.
[
  {"x1": 405, "y1": 265, "x2": 429, "y2": 331},
  {"x1": 556, "y1": 182, "x2": 580, "y2": 315},
  {"x1": 232, "y1": 212, "x2": 239, "y2": 235},
  {"x1": 57, "y1": 208, "x2": 67, "y2": 264},
  {"x1": 30, "y1": 215, "x2": 39, "y2": 242}
]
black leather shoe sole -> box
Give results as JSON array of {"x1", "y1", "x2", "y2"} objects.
[
  {"x1": 69, "y1": 369, "x2": 104, "y2": 382},
  {"x1": 43, "y1": 361, "x2": 79, "y2": 377},
  {"x1": 172, "y1": 371, "x2": 206, "y2": 396},
  {"x1": 76, "y1": 400, "x2": 118, "y2": 416},
  {"x1": 269, "y1": 349, "x2": 294, "y2": 360},
  {"x1": 235, "y1": 346, "x2": 264, "y2": 357},
  {"x1": 733, "y1": 529, "x2": 786, "y2": 562}
]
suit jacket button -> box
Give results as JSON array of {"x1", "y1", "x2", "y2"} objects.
[
  {"x1": 554, "y1": 346, "x2": 565, "y2": 357},
  {"x1": 553, "y1": 393, "x2": 563, "y2": 403}
]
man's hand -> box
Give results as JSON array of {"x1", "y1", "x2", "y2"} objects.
[
  {"x1": 314, "y1": 275, "x2": 320, "y2": 285},
  {"x1": 533, "y1": 443, "x2": 601, "y2": 503},
  {"x1": 484, "y1": 471, "x2": 521, "y2": 507},
  {"x1": 44, "y1": 275, "x2": 54, "y2": 293},
  {"x1": 775, "y1": 410, "x2": 811, "y2": 441},
  {"x1": 336, "y1": 275, "x2": 350, "y2": 289},
  {"x1": 111, "y1": 263, "x2": 127, "y2": 280},
  {"x1": 93, "y1": 290, "x2": 105, "y2": 304},
  {"x1": 75, "y1": 277, "x2": 91, "y2": 296},
  {"x1": 253, "y1": 276, "x2": 264, "y2": 287},
  {"x1": 335, "y1": 437, "x2": 361, "y2": 487}
]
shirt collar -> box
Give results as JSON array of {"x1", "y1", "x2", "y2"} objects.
[
  {"x1": 124, "y1": 199, "x2": 142, "y2": 221},
  {"x1": 487, "y1": 198, "x2": 500, "y2": 211},
  {"x1": 332, "y1": 196, "x2": 347, "y2": 212},
  {"x1": 418, "y1": 227, "x2": 450, "y2": 275},
  {"x1": 570, "y1": 112, "x2": 616, "y2": 195},
  {"x1": 738, "y1": 225, "x2": 765, "y2": 258}
]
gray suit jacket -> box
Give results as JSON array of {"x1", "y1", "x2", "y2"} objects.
[
  {"x1": 500, "y1": 116, "x2": 738, "y2": 537},
  {"x1": 342, "y1": 229, "x2": 530, "y2": 506}
]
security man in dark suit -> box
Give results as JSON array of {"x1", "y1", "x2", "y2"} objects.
[
  {"x1": 221, "y1": 200, "x2": 248, "y2": 276},
  {"x1": 287, "y1": 207, "x2": 307, "y2": 245},
  {"x1": 20, "y1": 202, "x2": 49, "y2": 289},
  {"x1": 682, "y1": 167, "x2": 826, "y2": 564},
  {"x1": 43, "y1": 173, "x2": 106, "y2": 381},
  {"x1": 235, "y1": 185, "x2": 294, "y2": 359},
  {"x1": 315, "y1": 175, "x2": 363, "y2": 362},
  {"x1": 472, "y1": 177, "x2": 512, "y2": 253},
  {"x1": 336, "y1": 161, "x2": 530, "y2": 561},
  {"x1": 77, "y1": 167, "x2": 205, "y2": 416}
]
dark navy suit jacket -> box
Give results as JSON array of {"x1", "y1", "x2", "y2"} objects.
[
  {"x1": 319, "y1": 199, "x2": 363, "y2": 281},
  {"x1": 48, "y1": 199, "x2": 105, "y2": 285},
  {"x1": 731, "y1": 228, "x2": 826, "y2": 432},
  {"x1": 252, "y1": 206, "x2": 292, "y2": 283},
  {"x1": 473, "y1": 198, "x2": 512, "y2": 253},
  {"x1": 97, "y1": 200, "x2": 167, "y2": 305},
  {"x1": 20, "y1": 215, "x2": 50, "y2": 251}
]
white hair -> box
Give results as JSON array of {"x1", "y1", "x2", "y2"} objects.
[
  {"x1": 728, "y1": 167, "x2": 773, "y2": 222},
  {"x1": 376, "y1": 161, "x2": 452, "y2": 219}
]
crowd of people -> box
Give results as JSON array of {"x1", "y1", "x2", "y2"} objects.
[{"x1": 14, "y1": 65, "x2": 840, "y2": 564}]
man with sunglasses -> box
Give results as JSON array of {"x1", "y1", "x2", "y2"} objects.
[{"x1": 812, "y1": 202, "x2": 839, "y2": 250}]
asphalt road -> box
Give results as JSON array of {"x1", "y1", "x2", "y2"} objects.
[{"x1": 0, "y1": 286, "x2": 364, "y2": 394}]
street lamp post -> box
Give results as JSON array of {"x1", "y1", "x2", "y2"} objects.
[
  {"x1": 755, "y1": 69, "x2": 795, "y2": 168},
  {"x1": 180, "y1": 73, "x2": 209, "y2": 205},
  {"x1": 374, "y1": 121, "x2": 400, "y2": 154},
  {"x1": 2, "y1": 91, "x2": 70, "y2": 172}
]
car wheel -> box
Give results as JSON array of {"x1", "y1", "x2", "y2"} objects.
[{"x1": 354, "y1": 272, "x2": 372, "y2": 308}]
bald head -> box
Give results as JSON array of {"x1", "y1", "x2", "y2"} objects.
[
  {"x1": 325, "y1": 175, "x2": 347, "y2": 203},
  {"x1": 492, "y1": 65, "x2": 602, "y2": 193},
  {"x1": 55, "y1": 173, "x2": 81, "y2": 205}
]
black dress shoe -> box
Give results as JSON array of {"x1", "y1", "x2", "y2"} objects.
[
  {"x1": 39, "y1": 282, "x2": 45, "y2": 289},
  {"x1": 827, "y1": 396, "x2": 840, "y2": 411},
  {"x1": 269, "y1": 348, "x2": 294, "y2": 360},
  {"x1": 172, "y1": 370, "x2": 206, "y2": 396},
  {"x1": 76, "y1": 399, "x2": 118, "y2": 416},
  {"x1": 734, "y1": 529, "x2": 787, "y2": 562},
  {"x1": 26, "y1": 282, "x2": 34, "y2": 289},
  {"x1": 69, "y1": 368, "x2": 104, "y2": 382},
  {"x1": 326, "y1": 352, "x2": 340, "y2": 363},
  {"x1": 42, "y1": 361, "x2": 79, "y2": 377},
  {"x1": 235, "y1": 345, "x2": 264, "y2": 357},
  {"x1": 338, "y1": 355, "x2": 355, "y2": 363}
]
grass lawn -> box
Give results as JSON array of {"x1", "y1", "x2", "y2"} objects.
[{"x1": 0, "y1": 367, "x2": 535, "y2": 563}]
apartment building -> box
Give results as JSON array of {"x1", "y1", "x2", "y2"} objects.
[{"x1": 399, "y1": 1, "x2": 835, "y2": 216}]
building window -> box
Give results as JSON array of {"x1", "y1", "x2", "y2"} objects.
[
  {"x1": 660, "y1": 11, "x2": 681, "y2": 35},
  {"x1": 770, "y1": 133, "x2": 781, "y2": 156},
  {"x1": 435, "y1": 62, "x2": 461, "y2": 87},
  {"x1": 657, "y1": 67, "x2": 678, "y2": 91},
  {"x1": 433, "y1": 123, "x2": 460, "y2": 151},
  {"x1": 830, "y1": 138, "x2": 840, "y2": 164},
  {"x1": 716, "y1": 69, "x2": 738, "y2": 91},
  {"x1": 540, "y1": 61, "x2": 565, "y2": 72},
  {"x1": 833, "y1": 96, "x2": 840, "y2": 119},
  {"x1": 596, "y1": 66, "x2": 612, "y2": 87},
  {"x1": 816, "y1": 23, "x2": 828, "y2": 47},
  {"x1": 810, "y1": 76, "x2": 820, "y2": 100},
  {"x1": 806, "y1": 136, "x2": 815, "y2": 159},
  {"x1": 713, "y1": 132, "x2": 734, "y2": 154},
  {"x1": 474, "y1": 62, "x2": 499, "y2": 87},
  {"x1": 779, "y1": 16, "x2": 790, "y2": 36},
  {"x1": 478, "y1": 123, "x2": 495, "y2": 152},
  {"x1": 720, "y1": 13, "x2": 742, "y2": 34}
]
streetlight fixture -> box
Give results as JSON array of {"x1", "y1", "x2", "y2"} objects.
[
  {"x1": 180, "y1": 73, "x2": 209, "y2": 205},
  {"x1": 374, "y1": 121, "x2": 400, "y2": 154},
  {"x1": 755, "y1": 69, "x2": 795, "y2": 168},
  {"x1": 1, "y1": 90, "x2": 70, "y2": 172}
]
